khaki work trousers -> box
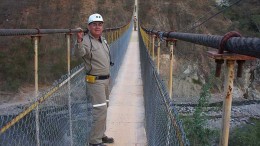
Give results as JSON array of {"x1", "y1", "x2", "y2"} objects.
[{"x1": 87, "y1": 79, "x2": 110, "y2": 144}]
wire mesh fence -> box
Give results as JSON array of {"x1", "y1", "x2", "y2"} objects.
[
  {"x1": 109, "y1": 22, "x2": 133, "y2": 89},
  {"x1": 0, "y1": 65, "x2": 89, "y2": 146},
  {"x1": 0, "y1": 22, "x2": 132, "y2": 146},
  {"x1": 139, "y1": 28, "x2": 190, "y2": 146}
]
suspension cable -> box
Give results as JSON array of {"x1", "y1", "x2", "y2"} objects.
[
  {"x1": 181, "y1": 0, "x2": 242, "y2": 32},
  {"x1": 143, "y1": 27, "x2": 260, "y2": 58}
]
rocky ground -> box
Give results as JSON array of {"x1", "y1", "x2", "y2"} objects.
[
  {"x1": 175, "y1": 100, "x2": 260, "y2": 130},
  {"x1": 174, "y1": 99, "x2": 260, "y2": 145}
]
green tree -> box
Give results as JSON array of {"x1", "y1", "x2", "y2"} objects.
[{"x1": 183, "y1": 73, "x2": 217, "y2": 146}]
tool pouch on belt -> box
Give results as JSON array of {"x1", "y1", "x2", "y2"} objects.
[{"x1": 86, "y1": 75, "x2": 96, "y2": 83}]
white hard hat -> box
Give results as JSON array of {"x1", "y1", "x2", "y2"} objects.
[{"x1": 87, "y1": 13, "x2": 104, "y2": 24}]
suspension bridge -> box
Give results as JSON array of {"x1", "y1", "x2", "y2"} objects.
[{"x1": 0, "y1": 1, "x2": 260, "y2": 146}]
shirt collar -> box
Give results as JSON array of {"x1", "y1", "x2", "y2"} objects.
[{"x1": 88, "y1": 32, "x2": 102, "y2": 42}]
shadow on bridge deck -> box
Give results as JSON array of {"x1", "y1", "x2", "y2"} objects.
[{"x1": 106, "y1": 29, "x2": 147, "y2": 146}]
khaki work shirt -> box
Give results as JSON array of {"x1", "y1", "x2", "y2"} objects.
[{"x1": 75, "y1": 32, "x2": 110, "y2": 76}]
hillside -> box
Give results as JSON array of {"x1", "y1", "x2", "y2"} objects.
[
  {"x1": 0, "y1": 0, "x2": 133, "y2": 29},
  {"x1": 139, "y1": 0, "x2": 259, "y2": 36}
]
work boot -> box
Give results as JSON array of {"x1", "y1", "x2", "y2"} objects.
[
  {"x1": 89, "y1": 143, "x2": 107, "y2": 146},
  {"x1": 102, "y1": 136, "x2": 114, "y2": 143}
]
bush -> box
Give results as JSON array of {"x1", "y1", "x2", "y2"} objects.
[
  {"x1": 111, "y1": 0, "x2": 117, "y2": 3},
  {"x1": 182, "y1": 73, "x2": 218, "y2": 146},
  {"x1": 222, "y1": 0, "x2": 260, "y2": 37},
  {"x1": 229, "y1": 118, "x2": 260, "y2": 146},
  {"x1": 192, "y1": 78, "x2": 203, "y2": 85},
  {"x1": 0, "y1": 39, "x2": 34, "y2": 91},
  {"x1": 97, "y1": 0, "x2": 105, "y2": 5}
]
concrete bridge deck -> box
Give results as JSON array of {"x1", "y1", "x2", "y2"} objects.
[{"x1": 106, "y1": 28, "x2": 147, "y2": 146}]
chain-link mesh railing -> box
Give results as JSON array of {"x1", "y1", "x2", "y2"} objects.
[
  {"x1": 0, "y1": 22, "x2": 132, "y2": 146},
  {"x1": 139, "y1": 28, "x2": 190, "y2": 146},
  {"x1": 109, "y1": 22, "x2": 133, "y2": 89},
  {"x1": 0, "y1": 65, "x2": 89, "y2": 146}
]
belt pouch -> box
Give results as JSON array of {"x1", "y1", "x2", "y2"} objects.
[{"x1": 86, "y1": 75, "x2": 96, "y2": 83}]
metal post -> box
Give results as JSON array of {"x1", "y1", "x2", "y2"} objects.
[
  {"x1": 111, "y1": 31, "x2": 113, "y2": 43},
  {"x1": 152, "y1": 35, "x2": 155, "y2": 60},
  {"x1": 219, "y1": 60, "x2": 235, "y2": 146},
  {"x1": 104, "y1": 32, "x2": 107, "y2": 43},
  {"x1": 146, "y1": 34, "x2": 149, "y2": 55},
  {"x1": 150, "y1": 34, "x2": 152, "y2": 55},
  {"x1": 117, "y1": 30, "x2": 119, "y2": 53},
  {"x1": 114, "y1": 30, "x2": 116, "y2": 41},
  {"x1": 157, "y1": 39, "x2": 161, "y2": 74},
  {"x1": 148, "y1": 34, "x2": 151, "y2": 54},
  {"x1": 206, "y1": 47, "x2": 255, "y2": 146},
  {"x1": 115, "y1": 30, "x2": 117, "y2": 40},
  {"x1": 109, "y1": 30, "x2": 111, "y2": 43},
  {"x1": 109, "y1": 31, "x2": 111, "y2": 42},
  {"x1": 32, "y1": 35, "x2": 40, "y2": 146},
  {"x1": 144, "y1": 32, "x2": 148, "y2": 54},
  {"x1": 112, "y1": 31, "x2": 114, "y2": 42},
  {"x1": 168, "y1": 42, "x2": 174, "y2": 99},
  {"x1": 106, "y1": 32, "x2": 108, "y2": 44},
  {"x1": 117, "y1": 30, "x2": 119, "y2": 39},
  {"x1": 66, "y1": 33, "x2": 73, "y2": 146},
  {"x1": 147, "y1": 34, "x2": 150, "y2": 54},
  {"x1": 108, "y1": 32, "x2": 110, "y2": 44}
]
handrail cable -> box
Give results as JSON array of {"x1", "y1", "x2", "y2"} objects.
[
  {"x1": 0, "y1": 23, "x2": 129, "y2": 36},
  {"x1": 143, "y1": 27, "x2": 260, "y2": 58}
]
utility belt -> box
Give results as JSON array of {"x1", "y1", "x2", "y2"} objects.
[{"x1": 86, "y1": 74, "x2": 110, "y2": 83}]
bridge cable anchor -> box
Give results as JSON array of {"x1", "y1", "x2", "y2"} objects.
[
  {"x1": 31, "y1": 28, "x2": 42, "y2": 43},
  {"x1": 165, "y1": 31, "x2": 177, "y2": 47},
  {"x1": 214, "y1": 31, "x2": 244, "y2": 77}
]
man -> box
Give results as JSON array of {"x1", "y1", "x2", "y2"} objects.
[
  {"x1": 75, "y1": 13, "x2": 114, "y2": 146},
  {"x1": 133, "y1": 16, "x2": 137, "y2": 31}
]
